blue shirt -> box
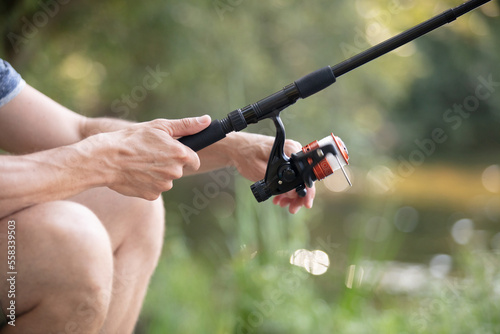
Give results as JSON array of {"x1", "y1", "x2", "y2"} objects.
[{"x1": 0, "y1": 59, "x2": 26, "y2": 108}]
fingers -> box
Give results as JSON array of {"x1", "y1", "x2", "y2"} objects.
[
  {"x1": 284, "y1": 139, "x2": 302, "y2": 156},
  {"x1": 274, "y1": 194, "x2": 302, "y2": 214},
  {"x1": 154, "y1": 115, "x2": 212, "y2": 137},
  {"x1": 304, "y1": 185, "x2": 316, "y2": 209},
  {"x1": 272, "y1": 184, "x2": 316, "y2": 214},
  {"x1": 180, "y1": 149, "x2": 201, "y2": 173},
  {"x1": 146, "y1": 116, "x2": 212, "y2": 170}
]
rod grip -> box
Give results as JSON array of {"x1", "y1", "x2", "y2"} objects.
[
  {"x1": 178, "y1": 119, "x2": 227, "y2": 152},
  {"x1": 294, "y1": 66, "x2": 336, "y2": 98}
]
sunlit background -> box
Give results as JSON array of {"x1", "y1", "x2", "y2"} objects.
[{"x1": 2, "y1": 0, "x2": 500, "y2": 332}]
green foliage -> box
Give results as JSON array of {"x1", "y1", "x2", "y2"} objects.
[{"x1": 2, "y1": 0, "x2": 500, "y2": 333}]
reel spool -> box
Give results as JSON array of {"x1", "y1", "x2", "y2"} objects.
[{"x1": 301, "y1": 134, "x2": 351, "y2": 184}]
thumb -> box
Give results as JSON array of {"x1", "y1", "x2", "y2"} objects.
[{"x1": 163, "y1": 115, "x2": 212, "y2": 137}]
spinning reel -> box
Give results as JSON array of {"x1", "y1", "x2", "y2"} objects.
[
  {"x1": 250, "y1": 112, "x2": 351, "y2": 202},
  {"x1": 179, "y1": 0, "x2": 491, "y2": 202}
]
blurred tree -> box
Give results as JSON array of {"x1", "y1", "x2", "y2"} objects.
[{"x1": 1, "y1": 1, "x2": 499, "y2": 332}]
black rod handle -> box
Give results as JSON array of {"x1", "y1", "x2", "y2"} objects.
[{"x1": 178, "y1": 119, "x2": 229, "y2": 151}]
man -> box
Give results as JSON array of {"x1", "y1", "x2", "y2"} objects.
[{"x1": 0, "y1": 59, "x2": 315, "y2": 333}]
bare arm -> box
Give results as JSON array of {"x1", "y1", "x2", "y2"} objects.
[
  {"x1": 0, "y1": 116, "x2": 213, "y2": 218},
  {"x1": 0, "y1": 85, "x2": 213, "y2": 217},
  {"x1": 0, "y1": 84, "x2": 134, "y2": 154},
  {"x1": 0, "y1": 84, "x2": 314, "y2": 217},
  {"x1": 0, "y1": 85, "x2": 260, "y2": 173},
  {"x1": 0, "y1": 138, "x2": 109, "y2": 217}
]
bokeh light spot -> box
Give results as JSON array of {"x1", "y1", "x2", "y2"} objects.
[
  {"x1": 290, "y1": 249, "x2": 330, "y2": 276},
  {"x1": 60, "y1": 53, "x2": 93, "y2": 80},
  {"x1": 366, "y1": 165, "x2": 397, "y2": 194},
  {"x1": 429, "y1": 254, "x2": 452, "y2": 278},
  {"x1": 324, "y1": 167, "x2": 353, "y2": 193},
  {"x1": 451, "y1": 219, "x2": 474, "y2": 245},
  {"x1": 481, "y1": 1, "x2": 500, "y2": 17},
  {"x1": 345, "y1": 265, "x2": 364, "y2": 289},
  {"x1": 208, "y1": 191, "x2": 236, "y2": 219},
  {"x1": 482, "y1": 165, "x2": 500, "y2": 193},
  {"x1": 395, "y1": 42, "x2": 417, "y2": 57},
  {"x1": 468, "y1": 13, "x2": 489, "y2": 36}
]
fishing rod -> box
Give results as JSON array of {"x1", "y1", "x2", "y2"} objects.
[{"x1": 179, "y1": 0, "x2": 492, "y2": 202}]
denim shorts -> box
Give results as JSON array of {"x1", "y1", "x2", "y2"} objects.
[{"x1": 0, "y1": 59, "x2": 26, "y2": 108}]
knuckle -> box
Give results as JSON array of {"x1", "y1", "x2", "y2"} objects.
[
  {"x1": 145, "y1": 119, "x2": 171, "y2": 135},
  {"x1": 174, "y1": 146, "x2": 199, "y2": 168},
  {"x1": 160, "y1": 180, "x2": 174, "y2": 191},
  {"x1": 170, "y1": 168, "x2": 183, "y2": 180},
  {"x1": 150, "y1": 118, "x2": 166, "y2": 127},
  {"x1": 144, "y1": 192, "x2": 160, "y2": 201},
  {"x1": 175, "y1": 147, "x2": 190, "y2": 161},
  {"x1": 165, "y1": 143, "x2": 183, "y2": 159},
  {"x1": 192, "y1": 156, "x2": 201, "y2": 170}
]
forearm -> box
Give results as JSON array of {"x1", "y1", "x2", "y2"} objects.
[
  {"x1": 0, "y1": 117, "x2": 214, "y2": 218},
  {"x1": 189, "y1": 131, "x2": 276, "y2": 178},
  {"x1": 80, "y1": 117, "x2": 134, "y2": 139},
  {"x1": 0, "y1": 138, "x2": 109, "y2": 218},
  {"x1": 188, "y1": 132, "x2": 241, "y2": 175}
]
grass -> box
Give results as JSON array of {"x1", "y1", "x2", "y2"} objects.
[{"x1": 137, "y1": 169, "x2": 500, "y2": 334}]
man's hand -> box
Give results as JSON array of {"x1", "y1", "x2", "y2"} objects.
[
  {"x1": 99, "y1": 116, "x2": 212, "y2": 200},
  {"x1": 0, "y1": 114, "x2": 213, "y2": 217},
  {"x1": 226, "y1": 132, "x2": 316, "y2": 214}
]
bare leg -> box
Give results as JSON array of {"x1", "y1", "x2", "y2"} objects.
[
  {"x1": 0, "y1": 188, "x2": 163, "y2": 333},
  {"x1": 0, "y1": 201, "x2": 113, "y2": 333},
  {"x1": 69, "y1": 188, "x2": 165, "y2": 333}
]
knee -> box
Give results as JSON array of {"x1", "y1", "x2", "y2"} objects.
[
  {"x1": 20, "y1": 201, "x2": 113, "y2": 325},
  {"x1": 126, "y1": 197, "x2": 165, "y2": 262}
]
